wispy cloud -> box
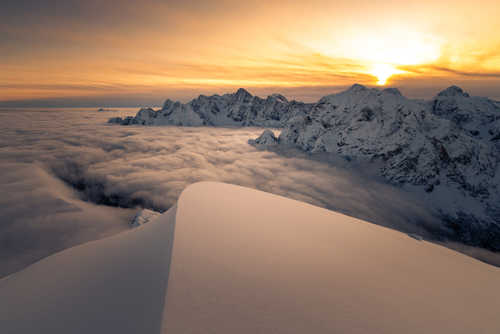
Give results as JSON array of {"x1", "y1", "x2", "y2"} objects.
[{"x1": 2, "y1": 0, "x2": 500, "y2": 104}]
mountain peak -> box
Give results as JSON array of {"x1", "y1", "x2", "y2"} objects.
[
  {"x1": 382, "y1": 88, "x2": 402, "y2": 96},
  {"x1": 347, "y1": 84, "x2": 368, "y2": 92},
  {"x1": 437, "y1": 86, "x2": 470, "y2": 98},
  {"x1": 162, "y1": 99, "x2": 175, "y2": 110},
  {"x1": 235, "y1": 88, "x2": 252, "y2": 99},
  {"x1": 269, "y1": 93, "x2": 288, "y2": 103}
]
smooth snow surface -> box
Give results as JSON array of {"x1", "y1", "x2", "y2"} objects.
[
  {"x1": 163, "y1": 182, "x2": 500, "y2": 334},
  {"x1": 1, "y1": 182, "x2": 499, "y2": 333},
  {"x1": 0, "y1": 206, "x2": 176, "y2": 334}
]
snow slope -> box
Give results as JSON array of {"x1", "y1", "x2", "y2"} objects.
[
  {"x1": 0, "y1": 206, "x2": 176, "y2": 334},
  {"x1": 163, "y1": 182, "x2": 500, "y2": 334},
  {"x1": 1, "y1": 182, "x2": 499, "y2": 333},
  {"x1": 108, "y1": 89, "x2": 311, "y2": 127}
]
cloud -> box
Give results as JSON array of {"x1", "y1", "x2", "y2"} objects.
[
  {"x1": 6, "y1": 108, "x2": 490, "y2": 277},
  {"x1": 0, "y1": 162, "x2": 134, "y2": 278},
  {"x1": 4, "y1": 0, "x2": 500, "y2": 106},
  {"x1": 400, "y1": 64, "x2": 500, "y2": 78}
]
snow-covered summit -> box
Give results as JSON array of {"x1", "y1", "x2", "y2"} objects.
[
  {"x1": 347, "y1": 83, "x2": 369, "y2": 92},
  {"x1": 234, "y1": 87, "x2": 252, "y2": 101},
  {"x1": 437, "y1": 85, "x2": 470, "y2": 97},
  {"x1": 108, "y1": 89, "x2": 311, "y2": 127},
  {"x1": 270, "y1": 93, "x2": 288, "y2": 103},
  {"x1": 248, "y1": 129, "x2": 278, "y2": 145},
  {"x1": 255, "y1": 85, "x2": 500, "y2": 250}
]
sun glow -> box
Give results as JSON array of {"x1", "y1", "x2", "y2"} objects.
[
  {"x1": 310, "y1": 27, "x2": 442, "y2": 85},
  {"x1": 370, "y1": 64, "x2": 404, "y2": 85}
]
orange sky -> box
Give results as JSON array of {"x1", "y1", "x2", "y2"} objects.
[{"x1": 1, "y1": 0, "x2": 500, "y2": 106}]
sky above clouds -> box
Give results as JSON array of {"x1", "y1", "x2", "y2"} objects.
[{"x1": 1, "y1": 0, "x2": 500, "y2": 106}]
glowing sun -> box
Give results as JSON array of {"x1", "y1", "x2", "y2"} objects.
[
  {"x1": 311, "y1": 27, "x2": 441, "y2": 86},
  {"x1": 370, "y1": 64, "x2": 404, "y2": 85}
]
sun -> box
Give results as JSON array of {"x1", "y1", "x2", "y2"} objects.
[
  {"x1": 369, "y1": 64, "x2": 404, "y2": 85},
  {"x1": 309, "y1": 27, "x2": 441, "y2": 86}
]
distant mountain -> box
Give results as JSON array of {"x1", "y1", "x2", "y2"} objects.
[
  {"x1": 254, "y1": 84, "x2": 500, "y2": 250},
  {"x1": 107, "y1": 84, "x2": 500, "y2": 250},
  {"x1": 130, "y1": 209, "x2": 161, "y2": 228},
  {"x1": 108, "y1": 88, "x2": 311, "y2": 127}
]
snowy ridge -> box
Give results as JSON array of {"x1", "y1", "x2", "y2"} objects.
[
  {"x1": 108, "y1": 88, "x2": 311, "y2": 127},
  {"x1": 256, "y1": 84, "x2": 500, "y2": 250},
  {"x1": 0, "y1": 204, "x2": 176, "y2": 334},
  {"x1": 3, "y1": 182, "x2": 499, "y2": 334},
  {"x1": 162, "y1": 182, "x2": 500, "y2": 334}
]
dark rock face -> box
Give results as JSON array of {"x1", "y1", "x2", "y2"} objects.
[{"x1": 108, "y1": 116, "x2": 138, "y2": 125}]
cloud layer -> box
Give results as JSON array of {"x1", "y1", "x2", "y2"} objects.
[{"x1": 1, "y1": 108, "x2": 498, "y2": 277}]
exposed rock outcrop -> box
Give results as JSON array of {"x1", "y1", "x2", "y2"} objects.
[{"x1": 248, "y1": 129, "x2": 279, "y2": 145}]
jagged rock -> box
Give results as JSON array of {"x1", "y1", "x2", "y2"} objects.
[
  {"x1": 108, "y1": 116, "x2": 138, "y2": 125},
  {"x1": 129, "y1": 209, "x2": 161, "y2": 228},
  {"x1": 248, "y1": 129, "x2": 278, "y2": 145},
  {"x1": 108, "y1": 89, "x2": 311, "y2": 127},
  {"x1": 107, "y1": 117, "x2": 123, "y2": 124}
]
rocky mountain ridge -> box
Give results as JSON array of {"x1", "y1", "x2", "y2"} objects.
[
  {"x1": 254, "y1": 84, "x2": 500, "y2": 250},
  {"x1": 108, "y1": 88, "x2": 311, "y2": 127}
]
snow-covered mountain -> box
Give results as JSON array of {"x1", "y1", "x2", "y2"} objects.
[
  {"x1": 254, "y1": 84, "x2": 500, "y2": 250},
  {"x1": 107, "y1": 84, "x2": 500, "y2": 250},
  {"x1": 130, "y1": 209, "x2": 161, "y2": 227},
  {"x1": 108, "y1": 88, "x2": 311, "y2": 127}
]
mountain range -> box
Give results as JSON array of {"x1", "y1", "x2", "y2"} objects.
[
  {"x1": 108, "y1": 88, "x2": 310, "y2": 127},
  {"x1": 108, "y1": 85, "x2": 500, "y2": 251}
]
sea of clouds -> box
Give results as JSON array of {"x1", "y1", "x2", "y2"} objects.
[{"x1": 1, "y1": 108, "x2": 497, "y2": 277}]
